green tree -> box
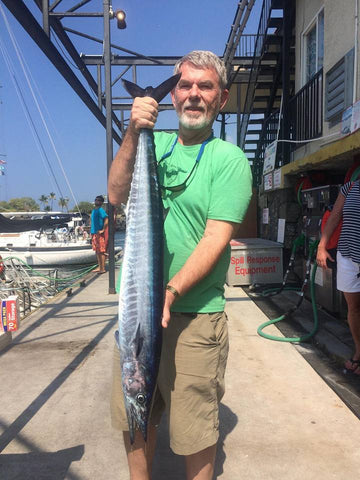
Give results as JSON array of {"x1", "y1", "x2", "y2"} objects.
[
  {"x1": 58, "y1": 197, "x2": 69, "y2": 212},
  {"x1": 0, "y1": 201, "x2": 10, "y2": 212},
  {"x1": 39, "y1": 194, "x2": 49, "y2": 210},
  {"x1": 75, "y1": 201, "x2": 94, "y2": 215},
  {"x1": 49, "y1": 192, "x2": 56, "y2": 210},
  {"x1": 7, "y1": 197, "x2": 39, "y2": 211}
]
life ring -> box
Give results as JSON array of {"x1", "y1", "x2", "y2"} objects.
[{"x1": 0, "y1": 255, "x2": 4, "y2": 275}]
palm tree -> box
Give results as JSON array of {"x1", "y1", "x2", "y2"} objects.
[
  {"x1": 49, "y1": 192, "x2": 56, "y2": 211},
  {"x1": 58, "y1": 197, "x2": 69, "y2": 212},
  {"x1": 39, "y1": 194, "x2": 48, "y2": 211}
]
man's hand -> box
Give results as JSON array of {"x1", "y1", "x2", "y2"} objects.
[
  {"x1": 162, "y1": 289, "x2": 177, "y2": 328},
  {"x1": 129, "y1": 97, "x2": 159, "y2": 133},
  {"x1": 108, "y1": 97, "x2": 159, "y2": 206}
]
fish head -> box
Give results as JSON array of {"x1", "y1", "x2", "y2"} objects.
[{"x1": 122, "y1": 360, "x2": 152, "y2": 443}]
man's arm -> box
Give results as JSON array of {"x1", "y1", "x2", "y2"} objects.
[
  {"x1": 162, "y1": 218, "x2": 237, "y2": 327},
  {"x1": 316, "y1": 192, "x2": 345, "y2": 268},
  {"x1": 99, "y1": 216, "x2": 108, "y2": 234},
  {"x1": 108, "y1": 97, "x2": 159, "y2": 206}
]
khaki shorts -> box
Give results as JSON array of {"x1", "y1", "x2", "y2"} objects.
[{"x1": 110, "y1": 311, "x2": 229, "y2": 455}]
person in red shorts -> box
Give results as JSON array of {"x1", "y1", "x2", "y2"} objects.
[{"x1": 90, "y1": 195, "x2": 108, "y2": 273}]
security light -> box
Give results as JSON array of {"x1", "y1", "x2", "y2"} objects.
[{"x1": 115, "y1": 10, "x2": 126, "y2": 29}]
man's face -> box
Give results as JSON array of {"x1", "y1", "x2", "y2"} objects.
[
  {"x1": 171, "y1": 62, "x2": 228, "y2": 131},
  {"x1": 95, "y1": 198, "x2": 103, "y2": 207}
]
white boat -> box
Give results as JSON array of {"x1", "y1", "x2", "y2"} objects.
[{"x1": 0, "y1": 214, "x2": 120, "y2": 266}]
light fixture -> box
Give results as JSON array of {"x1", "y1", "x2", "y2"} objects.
[{"x1": 115, "y1": 10, "x2": 126, "y2": 29}]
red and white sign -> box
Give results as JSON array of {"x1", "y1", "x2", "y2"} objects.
[{"x1": 0, "y1": 296, "x2": 20, "y2": 332}]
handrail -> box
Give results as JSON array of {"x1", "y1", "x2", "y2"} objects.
[
  {"x1": 289, "y1": 68, "x2": 323, "y2": 146},
  {"x1": 239, "y1": 0, "x2": 276, "y2": 148}
]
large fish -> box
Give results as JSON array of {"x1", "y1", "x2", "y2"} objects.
[{"x1": 117, "y1": 74, "x2": 181, "y2": 443}]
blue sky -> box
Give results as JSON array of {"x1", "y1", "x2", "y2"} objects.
[{"x1": 0, "y1": 0, "x2": 262, "y2": 209}]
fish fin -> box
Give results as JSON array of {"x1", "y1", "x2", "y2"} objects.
[
  {"x1": 134, "y1": 323, "x2": 144, "y2": 357},
  {"x1": 163, "y1": 207, "x2": 170, "y2": 221},
  {"x1": 122, "y1": 74, "x2": 181, "y2": 102},
  {"x1": 122, "y1": 79, "x2": 146, "y2": 98},
  {"x1": 151, "y1": 74, "x2": 182, "y2": 102}
]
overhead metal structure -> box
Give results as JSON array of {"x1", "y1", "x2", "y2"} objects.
[
  {"x1": 1, "y1": 0, "x2": 183, "y2": 293},
  {"x1": 1, "y1": 0, "x2": 261, "y2": 291}
]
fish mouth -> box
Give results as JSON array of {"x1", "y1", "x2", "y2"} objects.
[{"x1": 127, "y1": 402, "x2": 148, "y2": 444}]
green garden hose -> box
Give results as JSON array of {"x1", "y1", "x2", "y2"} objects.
[
  {"x1": 257, "y1": 240, "x2": 319, "y2": 343},
  {"x1": 259, "y1": 234, "x2": 304, "y2": 297}
]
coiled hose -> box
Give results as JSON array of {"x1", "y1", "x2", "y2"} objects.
[{"x1": 257, "y1": 239, "x2": 319, "y2": 343}]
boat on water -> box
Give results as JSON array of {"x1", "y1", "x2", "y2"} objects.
[{"x1": 0, "y1": 213, "x2": 120, "y2": 266}]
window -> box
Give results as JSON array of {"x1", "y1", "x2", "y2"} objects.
[
  {"x1": 325, "y1": 48, "x2": 354, "y2": 121},
  {"x1": 303, "y1": 9, "x2": 324, "y2": 84}
]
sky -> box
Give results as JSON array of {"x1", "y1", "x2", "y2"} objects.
[{"x1": 0, "y1": 0, "x2": 262, "y2": 209}]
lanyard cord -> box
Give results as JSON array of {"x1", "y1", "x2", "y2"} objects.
[{"x1": 159, "y1": 132, "x2": 214, "y2": 164}]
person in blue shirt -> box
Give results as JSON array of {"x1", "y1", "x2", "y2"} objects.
[{"x1": 90, "y1": 195, "x2": 108, "y2": 273}]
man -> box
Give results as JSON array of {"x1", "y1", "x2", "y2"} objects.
[
  {"x1": 108, "y1": 50, "x2": 252, "y2": 479},
  {"x1": 90, "y1": 195, "x2": 108, "y2": 273}
]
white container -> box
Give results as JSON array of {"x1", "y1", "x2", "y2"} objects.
[{"x1": 226, "y1": 238, "x2": 283, "y2": 286}]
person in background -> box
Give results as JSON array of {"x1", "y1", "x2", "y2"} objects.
[
  {"x1": 316, "y1": 178, "x2": 360, "y2": 374},
  {"x1": 108, "y1": 50, "x2": 252, "y2": 480},
  {"x1": 90, "y1": 195, "x2": 108, "y2": 274}
]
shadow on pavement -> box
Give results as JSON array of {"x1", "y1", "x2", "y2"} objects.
[
  {"x1": 0, "y1": 317, "x2": 116, "y2": 453},
  {"x1": 0, "y1": 445, "x2": 84, "y2": 480}
]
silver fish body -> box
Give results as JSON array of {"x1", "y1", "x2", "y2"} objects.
[
  {"x1": 118, "y1": 129, "x2": 163, "y2": 442},
  {"x1": 118, "y1": 74, "x2": 181, "y2": 443}
]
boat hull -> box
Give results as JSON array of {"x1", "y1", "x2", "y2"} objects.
[{"x1": 0, "y1": 245, "x2": 121, "y2": 266}]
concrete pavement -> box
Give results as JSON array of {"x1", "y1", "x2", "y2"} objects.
[{"x1": 1, "y1": 273, "x2": 360, "y2": 479}]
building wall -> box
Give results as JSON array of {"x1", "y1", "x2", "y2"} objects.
[
  {"x1": 293, "y1": 0, "x2": 359, "y2": 161},
  {"x1": 323, "y1": 0, "x2": 357, "y2": 137},
  {"x1": 295, "y1": 0, "x2": 324, "y2": 93}
]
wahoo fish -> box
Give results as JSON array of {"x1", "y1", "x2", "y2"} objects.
[{"x1": 117, "y1": 74, "x2": 181, "y2": 443}]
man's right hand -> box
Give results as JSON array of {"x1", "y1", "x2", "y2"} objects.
[{"x1": 129, "y1": 97, "x2": 159, "y2": 133}]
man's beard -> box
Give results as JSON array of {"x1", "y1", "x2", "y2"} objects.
[
  {"x1": 178, "y1": 111, "x2": 210, "y2": 130},
  {"x1": 176, "y1": 99, "x2": 221, "y2": 131}
]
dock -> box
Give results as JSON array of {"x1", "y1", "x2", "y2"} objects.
[{"x1": 1, "y1": 272, "x2": 360, "y2": 479}]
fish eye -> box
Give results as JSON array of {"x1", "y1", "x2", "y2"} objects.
[{"x1": 136, "y1": 393, "x2": 146, "y2": 405}]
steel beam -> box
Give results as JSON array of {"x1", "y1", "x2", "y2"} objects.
[
  {"x1": 103, "y1": 0, "x2": 116, "y2": 294},
  {"x1": 2, "y1": 0, "x2": 122, "y2": 145},
  {"x1": 81, "y1": 54, "x2": 181, "y2": 66},
  {"x1": 112, "y1": 103, "x2": 175, "y2": 111},
  {"x1": 33, "y1": 0, "x2": 123, "y2": 136}
]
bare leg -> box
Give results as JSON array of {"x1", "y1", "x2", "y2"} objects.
[
  {"x1": 344, "y1": 292, "x2": 360, "y2": 367},
  {"x1": 123, "y1": 425, "x2": 157, "y2": 480},
  {"x1": 99, "y1": 252, "x2": 106, "y2": 272},
  {"x1": 93, "y1": 253, "x2": 102, "y2": 272},
  {"x1": 185, "y1": 444, "x2": 217, "y2": 480}
]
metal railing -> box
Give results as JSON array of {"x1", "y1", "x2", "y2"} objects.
[
  {"x1": 236, "y1": 34, "x2": 263, "y2": 57},
  {"x1": 289, "y1": 69, "x2": 323, "y2": 147},
  {"x1": 239, "y1": 0, "x2": 278, "y2": 147}
]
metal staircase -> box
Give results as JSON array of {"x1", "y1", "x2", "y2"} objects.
[{"x1": 223, "y1": 0, "x2": 296, "y2": 186}]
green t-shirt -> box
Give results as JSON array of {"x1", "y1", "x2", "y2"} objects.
[{"x1": 154, "y1": 131, "x2": 252, "y2": 313}]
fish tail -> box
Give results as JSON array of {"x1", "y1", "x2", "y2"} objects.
[{"x1": 122, "y1": 74, "x2": 181, "y2": 102}]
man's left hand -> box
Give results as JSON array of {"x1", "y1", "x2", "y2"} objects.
[{"x1": 162, "y1": 289, "x2": 177, "y2": 328}]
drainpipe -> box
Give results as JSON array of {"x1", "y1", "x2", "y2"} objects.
[{"x1": 354, "y1": 0, "x2": 359, "y2": 103}]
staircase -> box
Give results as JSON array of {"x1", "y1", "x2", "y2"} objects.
[{"x1": 224, "y1": 0, "x2": 296, "y2": 186}]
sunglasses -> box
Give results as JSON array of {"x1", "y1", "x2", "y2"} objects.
[{"x1": 158, "y1": 134, "x2": 214, "y2": 192}]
